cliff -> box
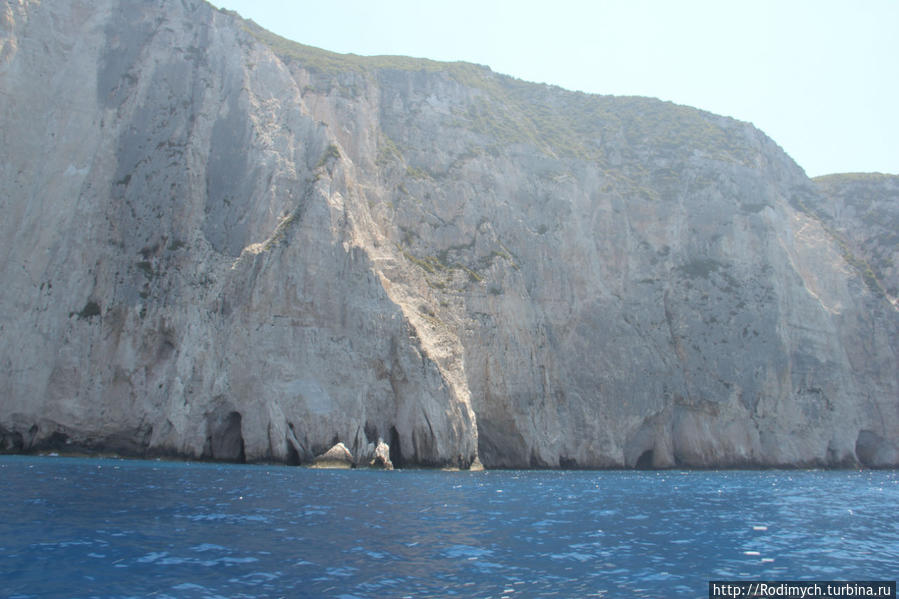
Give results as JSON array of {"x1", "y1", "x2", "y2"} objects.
[
  {"x1": 811, "y1": 173, "x2": 899, "y2": 306},
  {"x1": 1, "y1": 0, "x2": 896, "y2": 468}
]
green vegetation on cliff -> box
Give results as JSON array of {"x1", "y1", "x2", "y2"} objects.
[{"x1": 234, "y1": 11, "x2": 755, "y2": 166}]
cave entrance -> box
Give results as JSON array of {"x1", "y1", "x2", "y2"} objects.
[
  {"x1": 285, "y1": 422, "x2": 302, "y2": 466},
  {"x1": 285, "y1": 439, "x2": 300, "y2": 466},
  {"x1": 389, "y1": 426, "x2": 405, "y2": 468},
  {"x1": 207, "y1": 411, "x2": 246, "y2": 463},
  {"x1": 635, "y1": 449, "x2": 654, "y2": 470}
]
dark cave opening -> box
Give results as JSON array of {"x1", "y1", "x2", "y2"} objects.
[
  {"x1": 285, "y1": 422, "x2": 302, "y2": 465},
  {"x1": 364, "y1": 420, "x2": 378, "y2": 444},
  {"x1": 389, "y1": 426, "x2": 405, "y2": 468},
  {"x1": 208, "y1": 411, "x2": 245, "y2": 463},
  {"x1": 635, "y1": 449, "x2": 654, "y2": 470},
  {"x1": 285, "y1": 438, "x2": 300, "y2": 465}
]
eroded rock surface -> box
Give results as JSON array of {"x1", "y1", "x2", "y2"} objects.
[
  {"x1": 312, "y1": 442, "x2": 354, "y2": 469},
  {"x1": 369, "y1": 440, "x2": 394, "y2": 470},
  {"x1": 811, "y1": 173, "x2": 899, "y2": 305},
  {"x1": 0, "y1": 0, "x2": 896, "y2": 468}
]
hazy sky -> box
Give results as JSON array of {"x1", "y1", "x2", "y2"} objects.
[{"x1": 209, "y1": 0, "x2": 897, "y2": 177}]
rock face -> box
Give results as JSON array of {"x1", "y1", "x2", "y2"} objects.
[
  {"x1": 811, "y1": 174, "x2": 899, "y2": 306},
  {"x1": 312, "y1": 442, "x2": 354, "y2": 469},
  {"x1": 369, "y1": 441, "x2": 393, "y2": 470},
  {"x1": 1, "y1": 0, "x2": 896, "y2": 468}
]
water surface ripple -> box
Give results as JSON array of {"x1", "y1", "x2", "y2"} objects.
[{"x1": 1, "y1": 456, "x2": 896, "y2": 598}]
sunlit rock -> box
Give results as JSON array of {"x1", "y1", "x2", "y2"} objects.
[{"x1": 0, "y1": 0, "x2": 895, "y2": 468}]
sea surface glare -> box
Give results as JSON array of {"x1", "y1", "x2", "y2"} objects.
[{"x1": 1, "y1": 456, "x2": 896, "y2": 598}]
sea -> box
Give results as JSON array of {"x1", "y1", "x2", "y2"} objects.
[{"x1": 0, "y1": 455, "x2": 896, "y2": 598}]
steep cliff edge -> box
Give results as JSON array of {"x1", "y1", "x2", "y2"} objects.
[
  {"x1": 810, "y1": 173, "x2": 898, "y2": 306},
  {"x1": 1, "y1": 0, "x2": 896, "y2": 468}
]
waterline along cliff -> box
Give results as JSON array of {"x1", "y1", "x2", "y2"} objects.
[{"x1": 1, "y1": 0, "x2": 897, "y2": 468}]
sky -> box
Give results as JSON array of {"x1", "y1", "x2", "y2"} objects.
[{"x1": 208, "y1": 0, "x2": 898, "y2": 178}]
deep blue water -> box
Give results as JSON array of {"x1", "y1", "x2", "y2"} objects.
[{"x1": 0, "y1": 456, "x2": 896, "y2": 598}]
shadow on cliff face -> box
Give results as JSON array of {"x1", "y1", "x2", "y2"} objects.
[
  {"x1": 635, "y1": 449, "x2": 655, "y2": 470},
  {"x1": 0, "y1": 426, "x2": 27, "y2": 452},
  {"x1": 388, "y1": 426, "x2": 405, "y2": 468},
  {"x1": 203, "y1": 408, "x2": 246, "y2": 463},
  {"x1": 475, "y1": 418, "x2": 529, "y2": 468},
  {"x1": 855, "y1": 430, "x2": 898, "y2": 469}
]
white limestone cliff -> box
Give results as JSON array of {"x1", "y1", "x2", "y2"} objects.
[{"x1": 0, "y1": 0, "x2": 896, "y2": 468}]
